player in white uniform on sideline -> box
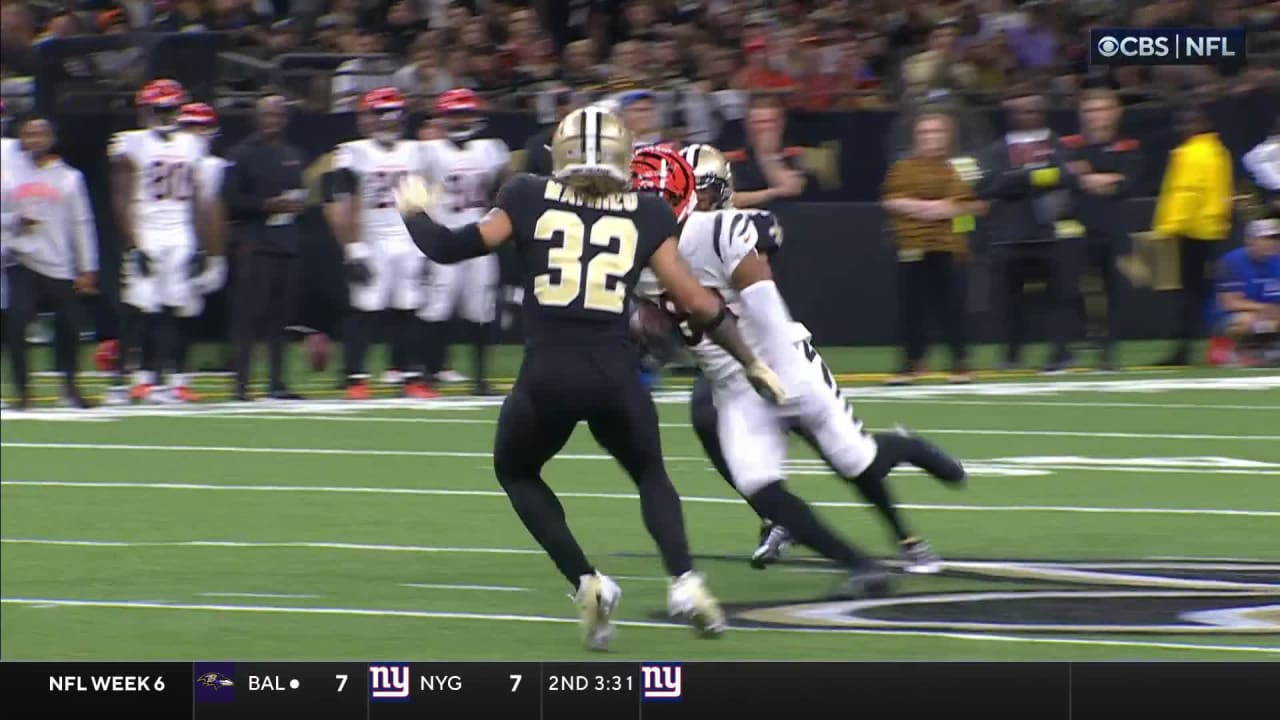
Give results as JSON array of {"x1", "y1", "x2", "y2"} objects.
[
  {"x1": 323, "y1": 87, "x2": 428, "y2": 400},
  {"x1": 677, "y1": 143, "x2": 954, "y2": 574},
  {"x1": 165, "y1": 102, "x2": 230, "y2": 402},
  {"x1": 416, "y1": 88, "x2": 510, "y2": 396},
  {"x1": 633, "y1": 146, "x2": 967, "y2": 596},
  {"x1": 108, "y1": 78, "x2": 212, "y2": 404}
]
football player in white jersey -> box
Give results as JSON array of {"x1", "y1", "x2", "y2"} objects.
[
  {"x1": 634, "y1": 146, "x2": 967, "y2": 595},
  {"x1": 324, "y1": 87, "x2": 429, "y2": 400},
  {"x1": 166, "y1": 102, "x2": 229, "y2": 402},
  {"x1": 679, "y1": 143, "x2": 954, "y2": 574},
  {"x1": 109, "y1": 78, "x2": 214, "y2": 404},
  {"x1": 416, "y1": 88, "x2": 510, "y2": 396}
]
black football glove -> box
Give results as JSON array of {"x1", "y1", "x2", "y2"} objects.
[
  {"x1": 188, "y1": 250, "x2": 208, "y2": 278},
  {"x1": 128, "y1": 248, "x2": 153, "y2": 277},
  {"x1": 345, "y1": 258, "x2": 372, "y2": 285}
]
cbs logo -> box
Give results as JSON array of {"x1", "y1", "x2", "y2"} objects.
[
  {"x1": 1097, "y1": 36, "x2": 1121, "y2": 57},
  {"x1": 1096, "y1": 35, "x2": 1170, "y2": 57}
]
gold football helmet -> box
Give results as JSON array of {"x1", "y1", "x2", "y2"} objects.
[
  {"x1": 680, "y1": 143, "x2": 734, "y2": 210},
  {"x1": 550, "y1": 106, "x2": 634, "y2": 194}
]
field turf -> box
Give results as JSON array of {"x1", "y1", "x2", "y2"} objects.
[{"x1": 2, "y1": 342, "x2": 1278, "y2": 660}]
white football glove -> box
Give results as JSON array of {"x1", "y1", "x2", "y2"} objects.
[
  {"x1": 745, "y1": 359, "x2": 787, "y2": 405},
  {"x1": 394, "y1": 174, "x2": 440, "y2": 218},
  {"x1": 191, "y1": 255, "x2": 227, "y2": 295}
]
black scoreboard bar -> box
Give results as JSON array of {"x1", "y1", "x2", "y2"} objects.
[{"x1": 2, "y1": 662, "x2": 1277, "y2": 718}]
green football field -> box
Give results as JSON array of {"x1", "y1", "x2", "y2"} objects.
[{"x1": 2, "y1": 342, "x2": 1278, "y2": 660}]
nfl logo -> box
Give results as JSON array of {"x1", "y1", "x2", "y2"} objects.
[
  {"x1": 641, "y1": 663, "x2": 682, "y2": 702},
  {"x1": 368, "y1": 663, "x2": 411, "y2": 702}
]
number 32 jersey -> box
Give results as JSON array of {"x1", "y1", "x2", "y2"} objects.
[
  {"x1": 496, "y1": 173, "x2": 677, "y2": 347},
  {"x1": 419, "y1": 138, "x2": 510, "y2": 229},
  {"x1": 332, "y1": 138, "x2": 430, "y2": 244},
  {"x1": 108, "y1": 129, "x2": 204, "y2": 233}
]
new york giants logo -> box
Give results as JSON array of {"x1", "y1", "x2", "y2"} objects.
[
  {"x1": 369, "y1": 663, "x2": 411, "y2": 702},
  {"x1": 641, "y1": 663, "x2": 682, "y2": 702}
]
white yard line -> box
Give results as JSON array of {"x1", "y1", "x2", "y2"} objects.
[
  {"x1": 1, "y1": 597, "x2": 1276, "y2": 655},
  {"x1": 198, "y1": 592, "x2": 320, "y2": 599},
  {"x1": 402, "y1": 583, "x2": 529, "y2": 593},
  {"x1": 3, "y1": 481, "x2": 1277, "y2": 518},
  {"x1": 0, "y1": 538, "x2": 545, "y2": 555},
  {"x1": 129, "y1": 413, "x2": 1280, "y2": 442}
]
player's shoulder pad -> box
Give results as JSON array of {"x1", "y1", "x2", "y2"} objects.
[
  {"x1": 1060, "y1": 134, "x2": 1087, "y2": 149},
  {"x1": 1110, "y1": 138, "x2": 1139, "y2": 152},
  {"x1": 703, "y1": 208, "x2": 760, "y2": 266},
  {"x1": 495, "y1": 172, "x2": 544, "y2": 209},
  {"x1": 741, "y1": 208, "x2": 783, "y2": 254},
  {"x1": 107, "y1": 130, "x2": 135, "y2": 158}
]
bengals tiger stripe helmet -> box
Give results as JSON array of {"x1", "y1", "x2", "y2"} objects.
[
  {"x1": 551, "y1": 106, "x2": 634, "y2": 194},
  {"x1": 631, "y1": 145, "x2": 697, "y2": 222},
  {"x1": 359, "y1": 87, "x2": 406, "y2": 144},
  {"x1": 680, "y1": 143, "x2": 733, "y2": 211},
  {"x1": 433, "y1": 87, "x2": 485, "y2": 143},
  {"x1": 136, "y1": 78, "x2": 188, "y2": 132}
]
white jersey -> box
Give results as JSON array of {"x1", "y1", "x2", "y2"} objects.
[
  {"x1": 108, "y1": 129, "x2": 204, "y2": 232},
  {"x1": 676, "y1": 209, "x2": 810, "y2": 383},
  {"x1": 195, "y1": 154, "x2": 229, "y2": 204},
  {"x1": 418, "y1": 137, "x2": 510, "y2": 229},
  {"x1": 333, "y1": 138, "x2": 427, "y2": 243}
]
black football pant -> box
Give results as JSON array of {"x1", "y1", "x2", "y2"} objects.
[
  {"x1": 3, "y1": 264, "x2": 81, "y2": 397},
  {"x1": 1079, "y1": 232, "x2": 1125, "y2": 357},
  {"x1": 1173, "y1": 239, "x2": 1220, "y2": 354},
  {"x1": 896, "y1": 252, "x2": 969, "y2": 371},
  {"x1": 997, "y1": 242, "x2": 1077, "y2": 365},
  {"x1": 493, "y1": 343, "x2": 694, "y2": 587},
  {"x1": 689, "y1": 375, "x2": 915, "y2": 546},
  {"x1": 233, "y1": 252, "x2": 298, "y2": 393}
]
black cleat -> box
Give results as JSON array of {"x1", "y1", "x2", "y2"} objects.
[
  {"x1": 1157, "y1": 348, "x2": 1190, "y2": 367},
  {"x1": 900, "y1": 537, "x2": 943, "y2": 574},
  {"x1": 832, "y1": 565, "x2": 894, "y2": 599},
  {"x1": 233, "y1": 386, "x2": 252, "y2": 402},
  {"x1": 750, "y1": 522, "x2": 791, "y2": 569},
  {"x1": 59, "y1": 384, "x2": 91, "y2": 409},
  {"x1": 893, "y1": 426, "x2": 966, "y2": 486},
  {"x1": 472, "y1": 380, "x2": 495, "y2": 396},
  {"x1": 269, "y1": 389, "x2": 303, "y2": 401}
]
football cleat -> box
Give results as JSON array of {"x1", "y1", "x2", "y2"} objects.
[
  {"x1": 900, "y1": 537, "x2": 943, "y2": 575},
  {"x1": 750, "y1": 522, "x2": 791, "y2": 570},
  {"x1": 129, "y1": 383, "x2": 154, "y2": 403},
  {"x1": 58, "y1": 385, "x2": 91, "y2": 409},
  {"x1": 668, "y1": 571, "x2": 726, "y2": 638},
  {"x1": 832, "y1": 565, "x2": 894, "y2": 599},
  {"x1": 575, "y1": 572, "x2": 621, "y2": 652},
  {"x1": 173, "y1": 386, "x2": 201, "y2": 403},
  {"x1": 346, "y1": 380, "x2": 371, "y2": 400},
  {"x1": 403, "y1": 381, "x2": 439, "y2": 400},
  {"x1": 102, "y1": 385, "x2": 131, "y2": 406},
  {"x1": 434, "y1": 368, "x2": 469, "y2": 384}
]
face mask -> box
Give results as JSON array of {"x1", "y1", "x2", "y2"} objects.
[{"x1": 374, "y1": 130, "x2": 400, "y2": 144}]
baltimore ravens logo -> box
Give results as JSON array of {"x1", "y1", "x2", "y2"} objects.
[{"x1": 197, "y1": 672, "x2": 234, "y2": 690}]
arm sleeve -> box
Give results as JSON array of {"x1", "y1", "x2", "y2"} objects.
[
  {"x1": 69, "y1": 171, "x2": 99, "y2": 273},
  {"x1": 324, "y1": 144, "x2": 358, "y2": 202}
]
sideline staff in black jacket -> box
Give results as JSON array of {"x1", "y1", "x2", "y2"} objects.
[
  {"x1": 223, "y1": 95, "x2": 308, "y2": 400},
  {"x1": 977, "y1": 88, "x2": 1079, "y2": 371},
  {"x1": 1060, "y1": 88, "x2": 1143, "y2": 370}
]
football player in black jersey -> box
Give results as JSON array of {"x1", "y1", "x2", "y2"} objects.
[{"x1": 395, "y1": 106, "x2": 786, "y2": 651}]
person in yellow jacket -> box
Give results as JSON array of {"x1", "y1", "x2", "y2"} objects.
[{"x1": 1152, "y1": 106, "x2": 1234, "y2": 365}]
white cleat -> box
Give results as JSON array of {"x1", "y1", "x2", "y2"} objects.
[
  {"x1": 668, "y1": 571, "x2": 726, "y2": 638},
  {"x1": 434, "y1": 368, "x2": 469, "y2": 384},
  {"x1": 575, "y1": 572, "x2": 621, "y2": 652},
  {"x1": 102, "y1": 385, "x2": 131, "y2": 406}
]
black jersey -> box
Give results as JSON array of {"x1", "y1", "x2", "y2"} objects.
[{"x1": 496, "y1": 172, "x2": 677, "y2": 347}]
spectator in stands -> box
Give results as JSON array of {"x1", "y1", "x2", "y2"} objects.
[
  {"x1": 98, "y1": 8, "x2": 130, "y2": 35},
  {"x1": 523, "y1": 88, "x2": 574, "y2": 176},
  {"x1": 1211, "y1": 218, "x2": 1280, "y2": 365},
  {"x1": 1005, "y1": 1, "x2": 1058, "y2": 70},
  {"x1": 504, "y1": 7, "x2": 541, "y2": 58},
  {"x1": 517, "y1": 38, "x2": 560, "y2": 87},
  {"x1": 617, "y1": 90, "x2": 666, "y2": 148},
  {"x1": 735, "y1": 36, "x2": 795, "y2": 96},
  {"x1": 209, "y1": 0, "x2": 269, "y2": 48},
  {"x1": 902, "y1": 20, "x2": 979, "y2": 97},
  {"x1": 383, "y1": 0, "x2": 423, "y2": 58},
  {"x1": 310, "y1": 14, "x2": 347, "y2": 53},
  {"x1": 1, "y1": 2, "x2": 37, "y2": 78},
  {"x1": 264, "y1": 18, "x2": 301, "y2": 57},
  {"x1": 726, "y1": 93, "x2": 807, "y2": 209},
  {"x1": 469, "y1": 44, "x2": 525, "y2": 95},
  {"x1": 149, "y1": 0, "x2": 209, "y2": 33},
  {"x1": 559, "y1": 39, "x2": 602, "y2": 89},
  {"x1": 832, "y1": 38, "x2": 883, "y2": 109},
  {"x1": 39, "y1": 11, "x2": 84, "y2": 41},
  {"x1": 444, "y1": 46, "x2": 474, "y2": 90},
  {"x1": 393, "y1": 33, "x2": 454, "y2": 106},
  {"x1": 1152, "y1": 104, "x2": 1234, "y2": 366},
  {"x1": 602, "y1": 40, "x2": 647, "y2": 92},
  {"x1": 330, "y1": 26, "x2": 395, "y2": 112}
]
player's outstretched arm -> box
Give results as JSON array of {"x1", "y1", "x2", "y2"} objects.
[
  {"x1": 649, "y1": 238, "x2": 785, "y2": 403},
  {"x1": 395, "y1": 175, "x2": 511, "y2": 263}
]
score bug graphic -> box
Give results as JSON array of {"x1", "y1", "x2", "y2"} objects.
[
  {"x1": 369, "y1": 663, "x2": 411, "y2": 702},
  {"x1": 641, "y1": 663, "x2": 682, "y2": 702}
]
